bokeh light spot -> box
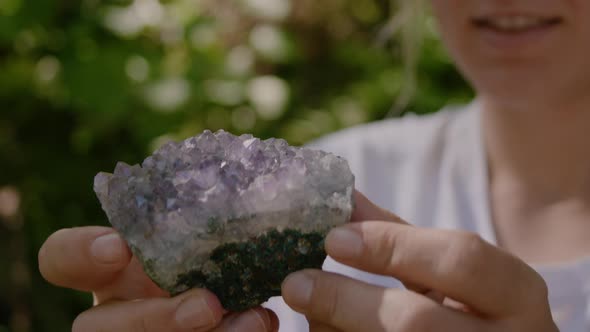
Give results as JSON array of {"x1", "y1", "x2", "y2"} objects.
[
  {"x1": 247, "y1": 76, "x2": 289, "y2": 120},
  {"x1": 205, "y1": 80, "x2": 244, "y2": 106},
  {"x1": 126, "y1": 55, "x2": 150, "y2": 82},
  {"x1": 190, "y1": 24, "x2": 218, "y2": 49},
  {"x1": 144, "y1": 77, "x2": 190, "y2": 112},
  {"x1": 242, "y1": 0, "x2": 291, "y2": 21},
  {"x1": 226, "y1": 45, "x2": 255, "y2": 76},
  {"x1": 249, "y1": 24, "x2": 288, "y2": 62},
  {"x1": 35, "y1": 56, "x2": 61, "y2": 83},
  {"x1": 0, "y1": 186, "x2": 20, "y2": 219}
]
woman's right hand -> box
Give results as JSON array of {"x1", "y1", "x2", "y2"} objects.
[{"x1": 38, "y1": 226, "x2": 279, "y2": 332}]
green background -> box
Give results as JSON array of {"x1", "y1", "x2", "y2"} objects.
[{"x1": 0, "y1": 0, "x2": 472, "y2": 331}]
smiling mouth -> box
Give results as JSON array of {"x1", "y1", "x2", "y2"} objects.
[{"x1": 472, "y1": 15, "x2": 563, "y2": 33}]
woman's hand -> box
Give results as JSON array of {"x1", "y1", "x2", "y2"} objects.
[
  {"x1": 281, "y1": 192, "x2": 558, "y2": 332},
  {"x1": 38, "y1": 226, "x2": 279, "y2": 332}
]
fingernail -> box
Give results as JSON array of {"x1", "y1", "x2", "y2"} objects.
[
  {"x1": 282, "y1": 272, "x2": 313, "y2": 309},
  {"x1": 90, "y1": 233, "x2": 125, "y2": 264},
  {"x1": 175, "y1": 296, "x2": 215, "y2": 329},
  {"x1": 229, "y1": 309, "x2": 269, "y2": 332},
  {"x1": 326, "y1": 228, "x2": 363, "y2": 259}
]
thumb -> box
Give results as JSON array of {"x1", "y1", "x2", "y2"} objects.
[
  {"x1": 39, "y1": 227, "x2": 132, "y2": 291},
  {"x1": 350, "y1": 190, "x2": 407, "y2": 224}
]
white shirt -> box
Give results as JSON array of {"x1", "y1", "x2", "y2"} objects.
[{"x1": 265, "y1": 102, "x2": 590, "y2": 332}]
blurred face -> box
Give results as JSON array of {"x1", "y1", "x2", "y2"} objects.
[{"x1": 430, "y1": 0, "x2": 590, "y2": 109}]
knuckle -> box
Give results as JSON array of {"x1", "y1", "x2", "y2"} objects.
[
  {"x1": 379, "y1": 227, "x2": 411, "y2": 271},
  {"x1": 442, "y1": 231, "x2": 487, "y2": 275},
  {"x1": 134, "y1": 315, "x2": 151, "y2": 332},
  {"x1": 127, "y1": 301, "x2": 164, "y2": 332},
  {"x1": 308, "y1": 274, "x2": 342, "y2": 322},
  {"x1": 456, "y1": 232, "x2": 486, "y2": 255}
]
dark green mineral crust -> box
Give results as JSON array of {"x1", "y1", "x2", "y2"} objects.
[{"x1": 175, "y1": 229, "x2": 326, "y2": 311}]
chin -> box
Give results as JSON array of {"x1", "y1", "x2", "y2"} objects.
[
  {"x1": 465, "y1": 65, "x2": 564, "y2": 108},
  {"x1": 472, "y1": 65, "x2": 590, "y2": 112},
  {"x1": 473, "y1": 82, "x2": 551, "y2": 111}
]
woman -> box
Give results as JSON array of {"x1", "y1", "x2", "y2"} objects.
[{"x1": 38, "y1": 0, "x2": 590, "y2": 331}]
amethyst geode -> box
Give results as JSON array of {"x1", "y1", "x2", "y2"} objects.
[{"x1": 93, "y1": 130, "x2": 354, "y2": 310}]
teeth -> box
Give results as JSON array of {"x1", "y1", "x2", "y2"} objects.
[{"x1": 487, "y1": 16, "x2": 544, "y2": 31}]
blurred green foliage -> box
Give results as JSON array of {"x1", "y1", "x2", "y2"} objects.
[{"x1": 0, "y1": 0, "x2": 472, "y2": 330}]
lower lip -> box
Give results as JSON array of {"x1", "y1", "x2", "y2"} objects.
[{"x1": 474, "y1": 23, "x2": 561, "y2": 55}]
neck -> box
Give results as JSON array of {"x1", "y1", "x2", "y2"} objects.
[{"x1": 481, "y1": 95, "x2": 590, "y2": 206}]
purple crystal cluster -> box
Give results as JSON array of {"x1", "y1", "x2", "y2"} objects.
[{"x1": 94, "y1": 130, "x2": 354, "y2": 301}]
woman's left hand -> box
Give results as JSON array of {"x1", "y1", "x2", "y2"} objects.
[{"x1": 281, "y1": 192, "x2": 558, "y2": 332}]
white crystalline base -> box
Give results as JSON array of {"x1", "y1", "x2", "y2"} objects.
[{"x1": 135, "y1": 192, "x2": 352, "y2": 294}]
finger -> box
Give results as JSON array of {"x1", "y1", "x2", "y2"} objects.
[
  {"x1": 325, "y1": 222, "x2": 549, "y2": 316},
  {"x1": 351, "y1": 192, "x2": 425, "y2": 293},
  {"x1": 308, "y1": 319, "x2": 342, "y2": 332},
  {"x1": 94, "y1": 256, "x2": 168, "y2": 303},
  {"x1": 350, "y1": 191, "x2": 406, "y2": 224},
  {"x1": 212, "y1": 308, "x2": 277, "y2": 332},
  {"x1": 282, "y1": 270, "x2": 486, "y2": 332},
  {"x1": 39, "y1": 227, "x2": 132, "y2": 291},
  {"x1": 268, "y1": 309, "x2": 280, "y2": 332},
  {"x1": 73, "y1": 288, "x2": 226, "y2": 332}
]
